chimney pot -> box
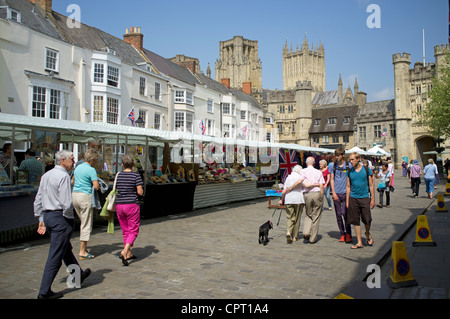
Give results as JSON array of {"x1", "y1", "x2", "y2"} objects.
[{"x1": 123, "y1": 26, "x2": 144, "y2": 51}]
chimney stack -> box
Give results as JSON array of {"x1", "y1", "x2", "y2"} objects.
[
  {"x1": 221, "y1": 78, "x2": 231, "y2": 89},
  {"x1": 242, "y1": 82, "x2": 252, "y2": 95},
  {"x1": 123, "y1": 26, "x2": 144, "y2": 51}
]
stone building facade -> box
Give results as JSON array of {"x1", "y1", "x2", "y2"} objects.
[
  {"x1": 392, "y1": 44, "x2": 450, "y2": 166},
  {"x1": 215, "y1": 33, "x2": 450, "y2": 167}
]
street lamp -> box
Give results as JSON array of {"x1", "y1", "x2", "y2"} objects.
[{"x1": 135, "y1": 116, "x2": 145, "y2": 128}]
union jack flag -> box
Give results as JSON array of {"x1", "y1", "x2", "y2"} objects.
[
  {"x1": 279, "y1": 149, "x2": 299, "y2": 183},
  {"x1": 199, "y1": 119, "x2": 206, "y2": 135},
  {"x1": 127, "y1": 107, "x2": 135, "y2": 126},
  {"x1": 242, "y1": 125, "x2": 248, "y2": 137},
  {"x1": 381, "y1": 131, "x2": 387, "y2": 137}
]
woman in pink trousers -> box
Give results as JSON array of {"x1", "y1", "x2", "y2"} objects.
[{"x1": 115, "y1": 154, "x2": 144, "y2": 266}]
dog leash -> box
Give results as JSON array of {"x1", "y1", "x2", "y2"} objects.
[{"x1": 270, "y1": 205, "x2": 283, "y2": 226}]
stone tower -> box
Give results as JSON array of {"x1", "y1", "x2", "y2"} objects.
[
  {"x1": 434, "y1": 44, "x2": 450, "y2": 73},
  {"x1": 392, "y1": 52, "x2": 413, "y2": 164},
  {"x1": 295, "y1": 81, "x2": 313, "y2": 145},
  {"x1": 215, "y1": 36, "x2": 262, "y2": 93},
  {"x1": 283, "y1": 36, "x2": 325, "y2": 92}
]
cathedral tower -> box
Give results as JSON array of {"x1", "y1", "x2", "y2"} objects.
[
  {"x1": 215, "y1": 36, "x2": 262, "y2": 93},
  {"x1": 283, "y1": 36, "x2": 325, "y2": 92}
]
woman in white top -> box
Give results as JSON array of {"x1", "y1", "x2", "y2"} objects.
[
  {"x1": 280, "y1": 165, "x2": 307, "y2": 244},
  {"x1": 375, "y1": 162, "x2": 393, "y2": 208}
]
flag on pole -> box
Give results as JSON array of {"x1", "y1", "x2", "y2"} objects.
[
  {"x1": 127, "y1": 107, "x2": 135, "y2": 126},
  {"x1": 199, "y1": 119, "x2": 206, "y2": 135},
  {"x1": 242, "y1": 125, "x2": 248, "y2": 137},
  {"x1": 279, "y1": 149, "x2": 299, "y2": 183}
]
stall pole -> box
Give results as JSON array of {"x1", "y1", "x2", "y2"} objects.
[
  {"x1": 144, "y1": 136, "x2": 148, "y2": 195},
  {"x1": 115, "y1": 135, "x2": 119, "y2": 175},
  {"x1": 10, "y1": 126, "x2": 15, "y2": 185},
  {"x1": 70, "y1": 134, "x2": 74, "y2": 152}
]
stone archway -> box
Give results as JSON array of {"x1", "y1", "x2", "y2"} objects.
[{"x1": 415, "y1": 135, "x2": 435, "y2": 167}]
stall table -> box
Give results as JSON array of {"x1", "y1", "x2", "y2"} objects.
[{"x1": 142, "y1": 182, "x2": 197, "y2": 218}]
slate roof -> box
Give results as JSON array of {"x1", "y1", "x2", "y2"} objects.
[
  {"x1": 195, "y1": 73, "x2": 230, "y2": 95},
  {"x1": 229, "y1": 87, "x2": 264, "y2": 110},
  {"x1": 309, "y1": 104, "x2": 359, "y2": 134},
  {"x1": 51, "y1": 11, "x2": 145, "y2": 66},
  {"x1": 312, "y1": 90, "x2": 339, "y2": 106},
  {"x1": 142, "y1": 49, "x2": 201, "y2": 87},
  {"x1": 0, "y1": 0, "x2": 64, "y2": 41},
  {"x1": 357, "y1": 99, "x2": 395, "y2": 119},
  {"x1": 1, "y1": 0, "x2": 146, "y2": 66}
]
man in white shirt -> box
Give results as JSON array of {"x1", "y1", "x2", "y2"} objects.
[
  {"x1": 34, "y1": 150, "x2": 91, "y2": 299},
  {"x1": 288, "y1": 157, "x2": 324, "y2": 243}
]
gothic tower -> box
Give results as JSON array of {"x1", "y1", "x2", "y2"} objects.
[
  {"x1": 215, "y1": 36, "x2": 262, "y2": 93},
  {"x1": 283, "y1": 36, "x2": 325, "y2": 92},
  {"x1": 392, "y1": 52, "x2": 413, "y2": 163}
]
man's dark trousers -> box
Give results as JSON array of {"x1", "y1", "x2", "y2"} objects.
[{"x1": 39, "y1": 211, "x2": 79, "y2": 295}]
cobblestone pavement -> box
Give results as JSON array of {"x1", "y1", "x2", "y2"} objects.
[{"x1": 0, "y1": 172, "x2": 448, "y2": 301}]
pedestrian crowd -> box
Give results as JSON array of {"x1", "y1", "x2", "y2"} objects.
[
  {"x1": 31, "y1": 149, "x2": 143, "y2": 299},
  {"x1": 278, "y1": 148, "x2": 444, "y2": 251},
  {"x1": 1, "y1": 142, "x2": 445, "y2": 299}
]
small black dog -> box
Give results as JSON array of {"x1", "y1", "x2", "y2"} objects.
[{"x1": 258, "y1": 220, "x2": 273, "y2": 246}]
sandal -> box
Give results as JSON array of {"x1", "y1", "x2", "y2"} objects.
[
  {"x1": 286, "y1": 234, "x2": 293, "y2": 244},
  {"x1": 79, "y1": 253, "x2": 94, "y2": 260},
  {"x1": 366, "y1": 233, "x2": 374, "y2": 246},
  {"x1": 351, "y1": 244, "x2": 363, "y2": 249},
  {"x1": 120, "y1": 253, "x2": 129, "y2": 266}
]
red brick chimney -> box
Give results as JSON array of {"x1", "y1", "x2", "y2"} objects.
[
  {"x1": 27, "y1": 0, "x2": 52, "y2": 14},
  {"x1": 123, "y1": 26, "x2": 144, "y2": 51},
  {"x1": 221, "y1": 78, "x2": 231, "y2": 89},
  {"x1": 177, "y1": 60, "x2": 197, "y2": 74},
  {"x1": 242, "y1": 82, "x2": 252, "y2": 95}
]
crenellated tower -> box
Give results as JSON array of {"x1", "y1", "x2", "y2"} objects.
[
  {"x1": 295, "y1": 80, "x2": 313, "y2": 146},
  {"x1": 283, "y1": 36, "x2": 325, "y2": 92},
  {"x1": 392, "y1": 52, "x2": 413, "y2": 164}
]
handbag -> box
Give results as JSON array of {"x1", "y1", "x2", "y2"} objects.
[
  {"x1": 377, "y1": 181, "x2": 386, "y2": 189},
  {"x1": 106, "y1": 173, "x2": 119, "y2": 212}
]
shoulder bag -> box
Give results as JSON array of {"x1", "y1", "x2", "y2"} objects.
[{"x1": 106, "y1": 173, "x2": 119, "y2": 212}]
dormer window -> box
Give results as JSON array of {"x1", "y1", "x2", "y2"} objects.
[
  {"x1": 7, "y1": 8, "x2": 21, "y2": 23},
  {"x1": 327, "y1": 117, "x2": 337, "y2": 125}
]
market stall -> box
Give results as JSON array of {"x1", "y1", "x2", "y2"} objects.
[{"x1": 0, "y1": 113, "x2": 345, "y2": 243}]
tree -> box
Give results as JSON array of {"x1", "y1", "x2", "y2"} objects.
[{"x1": 417, "y1": 54, "x2": 450, "y2": 140}]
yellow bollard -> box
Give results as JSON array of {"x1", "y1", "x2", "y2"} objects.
[
  {"x1": 436, "y1": 194, "x2": 448, "y2": 212},
  {"x1": 413, "y1": 215, "x2": 436, "y2": 247},
  {"x1": 444, "y1": 183, "x2": 450, "y2": 196},
  {"x1": 387, "y1": 241, "x2": 418, "y2": 289}
]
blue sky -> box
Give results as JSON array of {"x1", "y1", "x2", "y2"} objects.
[{"x1": 53, "y1": 0, "x2": 448, "y2": 102}]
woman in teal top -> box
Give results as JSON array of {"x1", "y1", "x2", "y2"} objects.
[
  {"x1": 423, "y1": 158, "x2": 437, "y2": 199},
  {"x1": 73, "y1": 149, "x2": 100, "y2": 259}
]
